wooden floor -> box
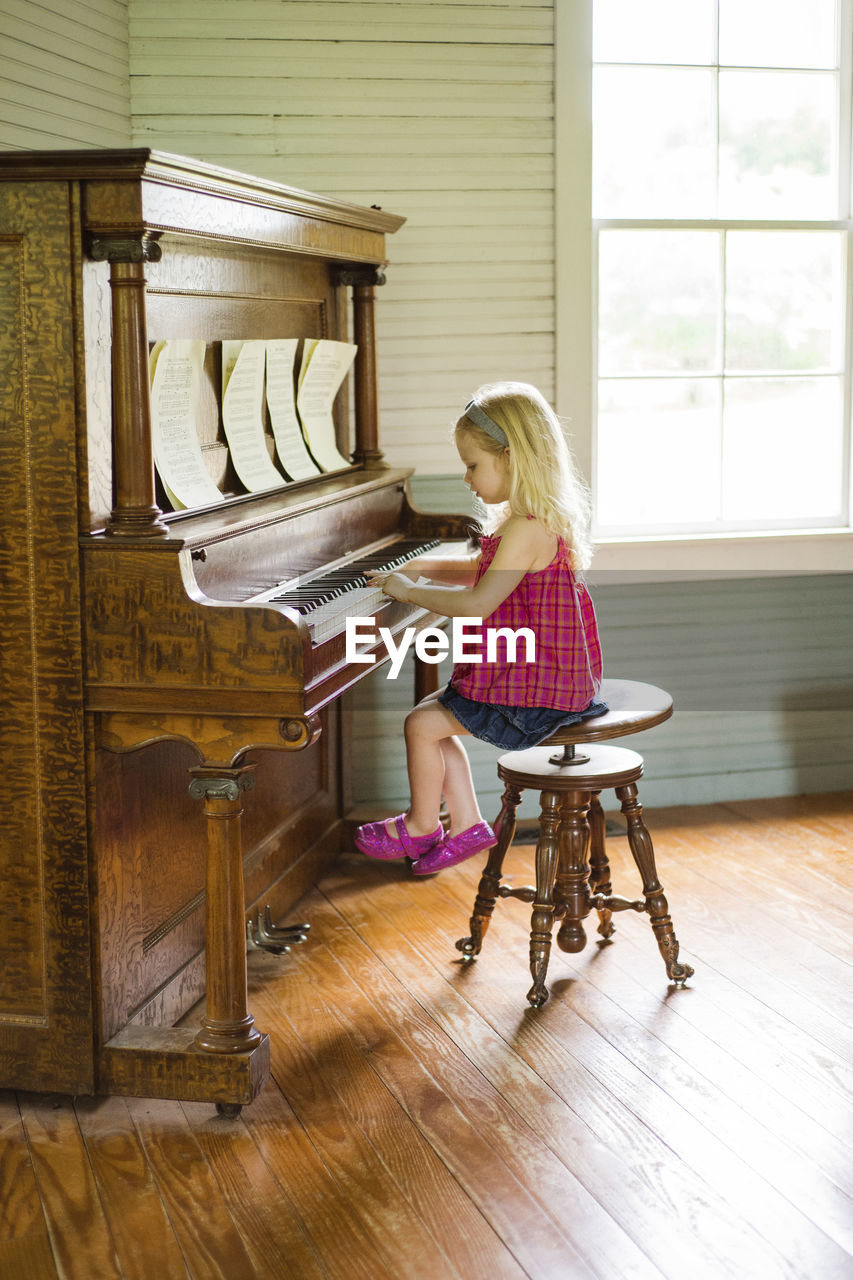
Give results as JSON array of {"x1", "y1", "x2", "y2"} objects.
[{"x1": 2, "y1": 792, "x2": 852, "y2": 1280}]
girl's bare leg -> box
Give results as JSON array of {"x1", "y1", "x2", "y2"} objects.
[
  {"x1": 436, "y1": 735, "x2": 484, "y2": 834},
  {"x1": 378, "y1": 687, "x2": 485, "y2": 841},
  {"x1": 403, "y1": 700, "x2": 485, "y2": 837},
  {"x1": 413, "y1": 690, "x2": 479, "y2": 826}
]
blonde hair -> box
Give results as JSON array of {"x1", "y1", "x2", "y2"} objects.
[{"x1": 455, "y1": 381, "x2": 594, "y2": 572}]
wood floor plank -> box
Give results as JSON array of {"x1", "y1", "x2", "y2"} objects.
[
  {"x1": 446, "y1": 847, "x2": 853, "y2": 1200},
  {"x1": 323, "y1": 856, "x2": 832, "y2": 1280},
  {"x1": 10, "y1": 795, "x2": 853, "y2": 1280},
  {"x1": 249, "y1": 952, "x2": 525, "y2": 1280},
  {"x1": 600, "y1": 827, "x2": 853, "y2": 1112},
  {"x1": 305, "y1": 875, "x2": 760, "y2": 1280},
  {"x1": 722, "y1": 801, "x2": 853, "y2": 893},
  {"x1": 725, "y1": 792, "x2": 853, "y2": 837},
  {"x1": 250, "y1": 978, "x2": 472, "y2": 1280},
  {"x1": 437, "y1": 842, "x2": 853, "y2": 1211},
  {"x1": 444, "y1": 837, "x2": 853, "y2": 1142},
  {"x1": 314, "y1": 867, "x2": 707, "y2": 1279},
  {"x1": 279, "y1": 893, "x2": 600, "y2": 1280},
  {"x1": 178, "y1": 1096, "x2": 327, "y2": 1280},
  {"x1": 611, "y1": 818, "x2": 853, "y2": 1059},
  {"x1": 493, "y1": 814, "x2": 853, "y2": 1124},
  {"x1": 125, "y1": 1096, "x2": 258, "y2": 1280},
  {"x1": 650, "y1": 839, "x2": 853, "y2": 1042},
  {"x1": 0, "y1": 1091, "x2": 56, "y2": 1278},
  {"x1": 662, "y1": 796, "x2": 853, "y2": 896},
  {"x1": 651, "y1": 805, "x2": 853, "y2": 961},
  {"x1": 236, "y1": 1059, "x2": 408, "y2": 1280},
  {"x1": 74, "y1": 1094, "x2": 190, "y2": 1280},
  {"x1": 558, "y1": 970, "x2": 853, "y2": 1258},
  {"x1": 416, "y1": 858, "x2": 853, "y2": 1259},
  {"x1": 17, "y1": 1092, "x2": 122, "y2": 1280},
  {"x1": 0, "y1": 1231, "x2": 59, "y2": 1280}
]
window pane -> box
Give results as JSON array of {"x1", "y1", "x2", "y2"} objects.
[
  {"x1": 594, "y1": 0, "x2": 716, "y2": 65},
  {"x1": 722, "y1": 377, "x2": 843, "y2": 519},
  {"x1": 719, "y1": 71, "x2": 836, "y2": 217},
  {"x1": 597, "y1": 378, "x2": 721, "y2": 526},
  {"x1": 593, "y1": 67, "x2": 715, "y2": 216},
  {"x1": 726, "y1": 231, "x2": 844, "y2": 371},
  {"x1": 719, "y1": 0, "x2": 837, "y2": 70},
  {"x1": 599, "y1": 230, "x2": 720, "y2": 374}
]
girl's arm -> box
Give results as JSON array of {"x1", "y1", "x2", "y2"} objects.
[
  {"x1": 399, "y1": 549, "x2": 480, "y2": 587},
  {"x1": 370, "y1": 517, "x2": 549, "y2": 618}
]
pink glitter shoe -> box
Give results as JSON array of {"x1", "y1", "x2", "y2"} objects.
[
  {"x1": 412, "y1": 822, "x2": 497, "y2": 875},
  {"x1": 355, "y1": 814, "x2": 443, "y2": 861}
]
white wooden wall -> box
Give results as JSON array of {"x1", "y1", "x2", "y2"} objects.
[
  {"x1": 128, "y1": 0, "x2": 555, "y2": 476},
  {"x1": 0, "y1": 1, "x2": 131, "y2": 149}
]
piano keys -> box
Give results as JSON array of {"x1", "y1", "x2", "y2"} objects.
[
  {"x1": 256, "y1": 535, "x2": 449, "y2": 641},
  {"x1": 0, "y1": 148, "x2": 474, "y2": 1108}
]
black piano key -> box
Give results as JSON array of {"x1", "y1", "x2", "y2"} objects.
[{"x1": 267, "y1": 537, "x2": 442, "y2": 613}]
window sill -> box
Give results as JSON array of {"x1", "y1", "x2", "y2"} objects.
[{"x1": 587, "y1": 528, "x2": 853, "y2": 583}]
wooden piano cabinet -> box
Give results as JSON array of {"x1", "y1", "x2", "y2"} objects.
[{"x1": 0, "y1": 147, "x2": 469, "y2": 1109}]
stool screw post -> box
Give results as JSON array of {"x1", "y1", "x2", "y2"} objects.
[{"x1": 617, "y1": 783, "x2": 694, "y2": 986}]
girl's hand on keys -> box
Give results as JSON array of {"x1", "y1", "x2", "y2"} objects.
[{"x1": 366, "y1": 570, "x2": 412, "y2": 602}]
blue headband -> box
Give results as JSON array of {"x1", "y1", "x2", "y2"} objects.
[{"x1": 464, "y1": 400, "x2": 508, "y2": 447}]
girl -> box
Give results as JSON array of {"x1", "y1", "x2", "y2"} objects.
[{"x1": 355, "y1": 381, "x2": 606, "y2": 875}]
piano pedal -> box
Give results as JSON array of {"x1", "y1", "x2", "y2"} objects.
[
  {"x1": 262, "y1": 904, "x2": 310, "y2": 946},
  {"x1": 246, "y1": 907, "x2": 310, "y2": 955},
  {"x1": 246, "y1": 917, "x2": 280, "y2": 953}
]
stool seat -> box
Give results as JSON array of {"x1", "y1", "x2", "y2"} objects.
[
  {"x1": 548, "y1": 678, "x2": 673, "y2": 744},
  {"x1": 498, "y1": 743, "x2": 644, "y2": 792},
  {"x1": 454, "y1": 687, "x2": 693, "y2": 1007}
]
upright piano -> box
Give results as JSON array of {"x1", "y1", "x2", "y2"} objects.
[{"x1": 0, "y1": 149, "x2": 472, "y2": 1109}]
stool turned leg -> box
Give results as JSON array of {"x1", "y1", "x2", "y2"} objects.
[
  {"x1": 616, "y1": 783, "x2": 694, "y2": 986},
  {"x1": 587, "y1": 793, "x2": 615, "y2": 940},
  {"x1": 527, "y1": 789, "x2": 564, "y2": 1007},
  {"x1": 555, "y1": 790, "x2": 592, "y2": 956},
  {"x1": 456, "y1": 781, "x2": 522, "y2": 957}
]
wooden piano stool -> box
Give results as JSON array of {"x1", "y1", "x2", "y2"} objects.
[{"x1": 455, "y1": 680, "x2": 695, "y2": 1007}]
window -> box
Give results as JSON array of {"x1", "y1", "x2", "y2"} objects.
[{"x1": 591, "y1": 0, "x2": 851, "y2": 537}]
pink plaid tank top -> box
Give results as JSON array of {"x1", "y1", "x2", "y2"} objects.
[{"x1": 450, "y1": 530, "x2": 603, "y2": 710}]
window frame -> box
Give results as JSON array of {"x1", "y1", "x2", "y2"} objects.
[{"x1": 555, "y1": 0, "x2": 853, "y2": 577}]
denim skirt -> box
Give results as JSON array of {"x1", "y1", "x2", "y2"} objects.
[{"x1": 439, "y1": 684, "x2": 609, "y2": 751}]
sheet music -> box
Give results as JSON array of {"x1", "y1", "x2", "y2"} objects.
[
  {"x1": 265, "y1": 339, "x2": 321, "y2": 480},
  {"x1": 296, "y1": 339, "x2": 357, "y2": 471},
  {"x1": 222, "y1": 339, "x2": 286, "y2": 492},
  {"x1": 150, "y1": 339, "x2": 223, "y2": 509}
]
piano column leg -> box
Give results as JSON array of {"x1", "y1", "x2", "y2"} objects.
[{"x1": 188, "y1": 764, "x2": 263, "y2": 1055}]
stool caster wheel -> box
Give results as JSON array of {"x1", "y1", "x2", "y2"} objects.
[
  {"x1": 455, "y1": 935, "x2": 481, "y2": 957},
  {"x1": 526, "y1": 983, "x2": 549, "y2": 1008},
  {"x1": 668, "y1": 961, "x2": 694, "y2": 987},
  {"x1": 215, "y1": 1102, "x2": 242, "y2": 1118}
]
